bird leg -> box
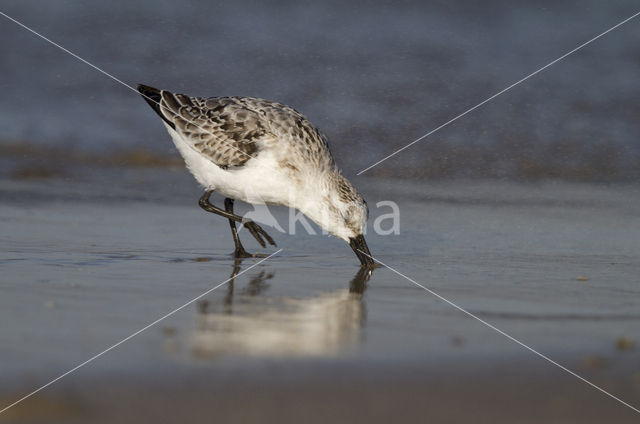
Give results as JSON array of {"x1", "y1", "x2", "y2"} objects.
[
  {"x1": 198, "y1": 191, "x2": 276, "y2": 257},
  {"x1": 224, "y1": 197, "x2": 253, "y2": 258}
]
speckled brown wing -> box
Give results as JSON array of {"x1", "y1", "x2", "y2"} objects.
[
  {"x1": 139, "y1": 85, "x2": 270, "y2": 168},
  {"x1": 138, "y1": 84, "x2": 339, "y2": 172},
  {"x1": 167, "y1": 92, "x2": 270, "y2": 168},
  {"x1": 234, "y1": 97, "x2": 337, "y2": 171}
]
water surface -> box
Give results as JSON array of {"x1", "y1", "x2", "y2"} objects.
[{"x1": 1, "y1": 171, "x2": 639, "y2": 422}]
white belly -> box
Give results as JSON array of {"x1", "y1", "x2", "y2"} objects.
[{"x1": 167, "y1": 125, "x2": 296, "y2": 206}]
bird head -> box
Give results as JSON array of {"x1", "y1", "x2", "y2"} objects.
[{"x1": 301, "y1": 174, "x2": 374, "y2": 267}]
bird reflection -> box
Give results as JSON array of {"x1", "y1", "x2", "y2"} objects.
[
  {"x1": 197, "y1": 259, "x2": 275, "y2": 316},
  {"x1": 349, "y1": 265, "x2": 373, "y2": 295},
  {"x1": 191, "y1": 262, "x2": 374, "y2": 359}
]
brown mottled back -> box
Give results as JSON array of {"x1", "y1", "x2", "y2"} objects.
[{"x1": 154, "y1": 89, "x2": 336, "y2": 171}]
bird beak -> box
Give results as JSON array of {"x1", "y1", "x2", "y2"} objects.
[{"x1": 349, "y1": 234, "x2": 375, "y2": 267}]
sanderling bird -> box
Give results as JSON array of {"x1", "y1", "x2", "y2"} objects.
[{"x1": 137, "y1": 84, "x2": 374, "y2": 267}]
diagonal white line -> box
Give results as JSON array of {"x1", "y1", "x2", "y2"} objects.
[
  {"x1": 0, "y1": 249, "x2": 282, "y2": 415},
  {"x1": 357, "y1": 250, "x2": 640, "y2": 415},
  {"x1": 0, "y1": 10, "x2": 259, "y2": 163},
  {"x1": 357, "y1": 11, "x2": 640, "y2": 175}
]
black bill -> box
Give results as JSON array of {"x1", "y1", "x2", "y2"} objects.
[{"x1": 349, "y1": 234, "x2": 375, "y2": 267}]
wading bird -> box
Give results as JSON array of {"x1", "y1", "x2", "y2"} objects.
[{"x1": 137, "y1": 84, "x2": 374, "y2": 267}]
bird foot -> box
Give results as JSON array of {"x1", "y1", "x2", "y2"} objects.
[
  {"x1": 240, "y1": 220, "x2": 277, "y2": 248},
  {"x1": 232, "y1": 248, "x2": 268, "y2": 259}
]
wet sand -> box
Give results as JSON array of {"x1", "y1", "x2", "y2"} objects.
[{"x1": 1, "y1": 169, "x2": 639, "y2": 422}]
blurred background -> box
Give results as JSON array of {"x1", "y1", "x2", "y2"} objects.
[
  {"x1": 1, "y1": 2, "x2": 640, "y2": 423},
  {"x1": 1, "y1": 0, "x2": 639, "y2": 181}
]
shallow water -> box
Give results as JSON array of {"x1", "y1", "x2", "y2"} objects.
[
  {"x1": 2, "y1": 2, "x2": 640, "y2": 421},
  {"x1": 1, "y1": 170, "x2": 639, "y2": 422}
]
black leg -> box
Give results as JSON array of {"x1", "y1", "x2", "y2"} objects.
[
  {"x1": 224, "y1": 198, "x2": 253, "y2": 258},
  {"x1": 198, "y1": 191, "x2": 276, "y2": 255}
]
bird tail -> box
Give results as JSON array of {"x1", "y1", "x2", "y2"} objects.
[{"x1": 137, "y1": 83, "x2": 177, "y2": 130}]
